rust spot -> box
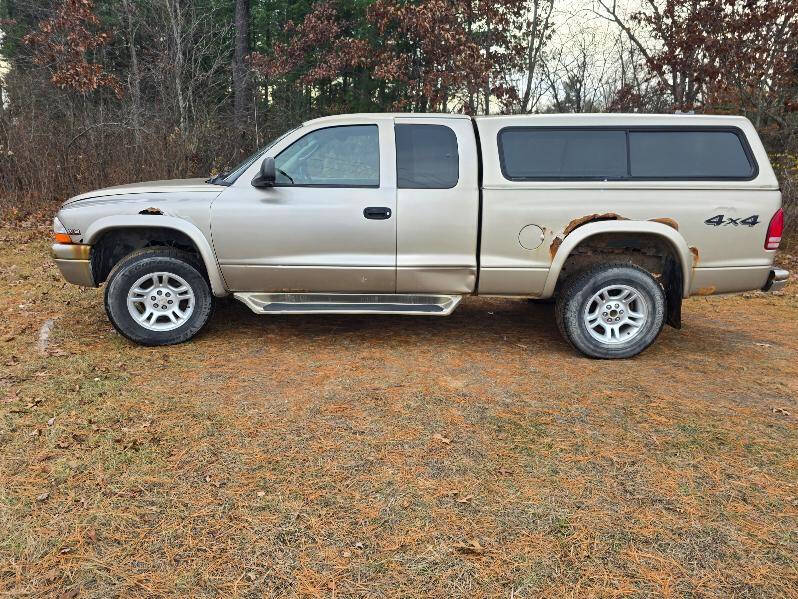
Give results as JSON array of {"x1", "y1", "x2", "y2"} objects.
[
  {"x1": 649, "y1": 217, "x2": 679, "y2": 231},
  {"x1": 689, "y1": 246, "x2": 699, "y2": 265},
  {"x1": 549, "y1": 237, "x2": 563, "y2": 260},
  {"x1": 695, "y1": 286, "x2": 716, "y2": 296},
  {"x1": 562, "y1": 213, "x2": 627, "y2": 237},
  {"x1": 550, "y1": 213, "x2": 628, "y2": 259},
  {"x1": 139, "y1": 207, "x2": 163, "y2": 215}
]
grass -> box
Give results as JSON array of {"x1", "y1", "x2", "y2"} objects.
[{"x1": 1, "y1": 223, "x2": 797, "y2": 597}]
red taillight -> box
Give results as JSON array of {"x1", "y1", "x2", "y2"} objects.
[{"x1": 765, "y1": 209, "x2": 784, "y2": 250}]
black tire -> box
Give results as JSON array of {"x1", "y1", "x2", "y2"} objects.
[
  {"x1": 104, "y1": 247, "x2": 213, "y2": 346},
  {"x1": 555, "y1": 263, "x2": 665, "y2": 359}
]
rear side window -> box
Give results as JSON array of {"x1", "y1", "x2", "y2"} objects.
[
  {"x1": 498, "y1": 128, "x2": 627, "y2": 180},
  {"x1": 629, "y1": 131, "x2": 754, "y2": 179},
  {"x1": 498, "y1": 126, "x2": 757, "y2": 181},
  {"x1": 396, "y1": 124, "x2": 459, "y2": 188}
]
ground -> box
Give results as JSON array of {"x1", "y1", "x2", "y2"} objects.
[{"x1": 1, "y1": 223, "x2": 797, "y2": 599}]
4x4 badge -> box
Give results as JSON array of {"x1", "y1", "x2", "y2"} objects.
[{"x1": 704, "y1": 214, "x2": 760, "y2": 227}]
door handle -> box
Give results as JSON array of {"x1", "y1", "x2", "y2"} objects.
[{"x1": 363, "y1": 207, "x2": 392, "y2": 220}]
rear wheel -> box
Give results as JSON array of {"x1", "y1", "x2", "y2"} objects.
[
  {"x1": 555, "y1": 264, "x2": 665, "y2": 359},
  {"x1": 104, "y1": 247, "x2": 213, "y2": 345}
]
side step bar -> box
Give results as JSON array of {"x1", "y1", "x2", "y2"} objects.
[{"x1": 233, "y1": 293, "x2": 462, "y2": 316}]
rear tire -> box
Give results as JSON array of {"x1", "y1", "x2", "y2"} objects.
[
  {"x1": 104, "y1": 247, "x2": 213, "y2": 346},
  {"x1": 555, "y1": 263, "x2": 665, "y2": 359}
]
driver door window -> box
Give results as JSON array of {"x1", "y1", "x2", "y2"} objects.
[{"x1": 275, "y1": 125, "x2": 380, "y2": 187}]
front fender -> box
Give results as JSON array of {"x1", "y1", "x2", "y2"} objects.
[
  {"x1": 83, "y1": 215, "x2": 228, "y2": 296},
  {"x1": 541, "y1": 220, "x2": 695, "y2": 298}
]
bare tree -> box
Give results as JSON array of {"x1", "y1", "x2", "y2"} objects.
[
  {"x1": 519, "y1": 0, "x2": 555, "y2": 113},
  {"x1": 594, "y1": 0, "x2": 719, "y2": 111},
  {"x1": 233, "y1": 0, "x2": 251, "y2": 122},
  {"x1": 121, "y1": 0, "x2": 142, "y2": 141},
  {"x1": 541, "y1": 12, "x2": 618, "y2": 113},
  {"x1": 140, "y1": 0, "x2": 231, "y2": 133}
]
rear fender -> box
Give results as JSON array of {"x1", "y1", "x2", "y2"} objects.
[{"x1": 541, "y1": 221, "x2": 694, "y2": 299}]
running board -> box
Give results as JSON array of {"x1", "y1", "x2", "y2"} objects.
[{"x1": 233, "y1": 293, "x2": 462, "y2": 316}]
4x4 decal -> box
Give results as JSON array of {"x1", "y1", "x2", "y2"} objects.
[{"x1": 705, "y1": 214, "x2": 760, "y2": 227}]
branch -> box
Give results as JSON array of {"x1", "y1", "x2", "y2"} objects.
[
  {"x1": 66, "y1": 122, "x2": 151, "y2": 149},
  {"x1": 594, "y1": 0, "x2": 668, "y2": 91}
]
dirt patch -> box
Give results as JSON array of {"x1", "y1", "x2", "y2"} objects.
[
  {"x1": 1, "y1": 224, "x2": 797, "y2": 598},
  {"x1": 695, "y1": 286, "x2": 716, "y2": 296}
]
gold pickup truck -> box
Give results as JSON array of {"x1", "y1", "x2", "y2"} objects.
[{"x1": 51, "y1": 113, "x2": 788, "y2": 358}]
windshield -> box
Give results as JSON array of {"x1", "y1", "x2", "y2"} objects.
[{"x1": 217, "y1": 127, "x2": 299, "y2": 185}]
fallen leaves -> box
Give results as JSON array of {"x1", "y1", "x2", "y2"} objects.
[
  {"x1": 42, "y1": 568, "x2": 60, "y2": 583},
  {"x1": 438, "y1": 489, "x2": 474, "y2": 504},
  {"x1": 452, "y1": 539, "x2": 484, "y2": 555}
]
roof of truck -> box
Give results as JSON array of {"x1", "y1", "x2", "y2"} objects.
[
  {"x1": 304, "y1": 113, "x2": 471, "y2": 125},
  {"x1": 304, "y1": 112, "x2": 752, "y2": 126},
  {"x1": 475, "y1": 113, "x2": 752, "y2": 126}
]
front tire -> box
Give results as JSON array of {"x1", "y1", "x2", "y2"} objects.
[
  {"x1": 555, "y1": 263, "x2": 665, "y2": 359},
  {"x1": 104, "y1": 247, "x2": 213, "y2": 346}
]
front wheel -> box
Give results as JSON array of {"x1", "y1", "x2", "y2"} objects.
[
  {"x1": 555, "y1": 264, "x2": 665, "y2": 359},
  {"x1": 104, "y1": 247, "x2": 213, "y2": 346}
]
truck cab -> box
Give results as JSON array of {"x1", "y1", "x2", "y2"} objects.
[{"x1": 51, "y1": 113, "x2": 788, "y2": 358}]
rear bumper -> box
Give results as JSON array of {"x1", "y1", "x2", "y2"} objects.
[
  {"x1": 51, "y1": 243, "x2": 96, "y2": 287},
  {"x1": 762, "y1": 268, "x2": 789, "y2": 292}
]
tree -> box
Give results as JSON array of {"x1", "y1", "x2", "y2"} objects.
[
  {"x1": 708, "y1": 0, "x2": 798, "y2": 130},
  {"x1": 233, "y1": 0, "x2": 250, "y2": 121},
  {"x1": 249, "y1": 1, "x2": 370, "y2": 116},
  {"x1": 517, "y1": 0, "x2": 556, "y2": 113},
  {"x1": 22, "y1": 0, "x2": 122, "y2": 97},
  {"x1": 595, "y1": 0, "x2": 728, "y2": 111},
  {"x1": 596, "y1": 0, "x2": 798, "y2": 134}
]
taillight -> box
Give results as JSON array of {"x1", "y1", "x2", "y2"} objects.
[{"x1": 765, "y1": 209, "x2": 783, "y2": 250}]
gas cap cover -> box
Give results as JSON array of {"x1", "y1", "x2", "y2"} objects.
[{"x1": 518, "y1": 224, "x2": 545, "y2": 250}]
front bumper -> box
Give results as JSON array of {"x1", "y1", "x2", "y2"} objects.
[
  {"x1": 51, "y1": 243, "x2": 96, "y2": 287},
  {"x1": 762, "y1": 268, "x2": 789, "y2": 292}
]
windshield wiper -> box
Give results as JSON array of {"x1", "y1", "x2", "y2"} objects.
[{"x1": 206, "y1": 172, "x2": 230, "y2": 186}]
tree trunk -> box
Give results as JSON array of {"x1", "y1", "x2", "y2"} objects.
[
  {"x1": 233, "y1": 0, "x2": 251, "y2": 122},
  {"x1": 164, "y1": 0, "x2": 186, "y2": 132},
  {"x1": 483, "y1": 12, "x2": 491, "y2": 115},
  {"x1": 122, "y1": 0, "x2": 141, "y2": 142}
]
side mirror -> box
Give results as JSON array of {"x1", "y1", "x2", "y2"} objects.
[{"x1": 251, "y1": 157, "x2": 276, "y2": 187}]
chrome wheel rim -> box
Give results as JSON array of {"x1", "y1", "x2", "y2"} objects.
[
  {"x1": 583, "y1": 284, "x2": 648, "y2": 345},
  {"x1": 127, "y1": 272, "x2": 195, "y2": 331}
]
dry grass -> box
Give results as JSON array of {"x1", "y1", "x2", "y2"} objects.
[{"x1": 1, "y1": 223, "x2": 797, "y2": 598}]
